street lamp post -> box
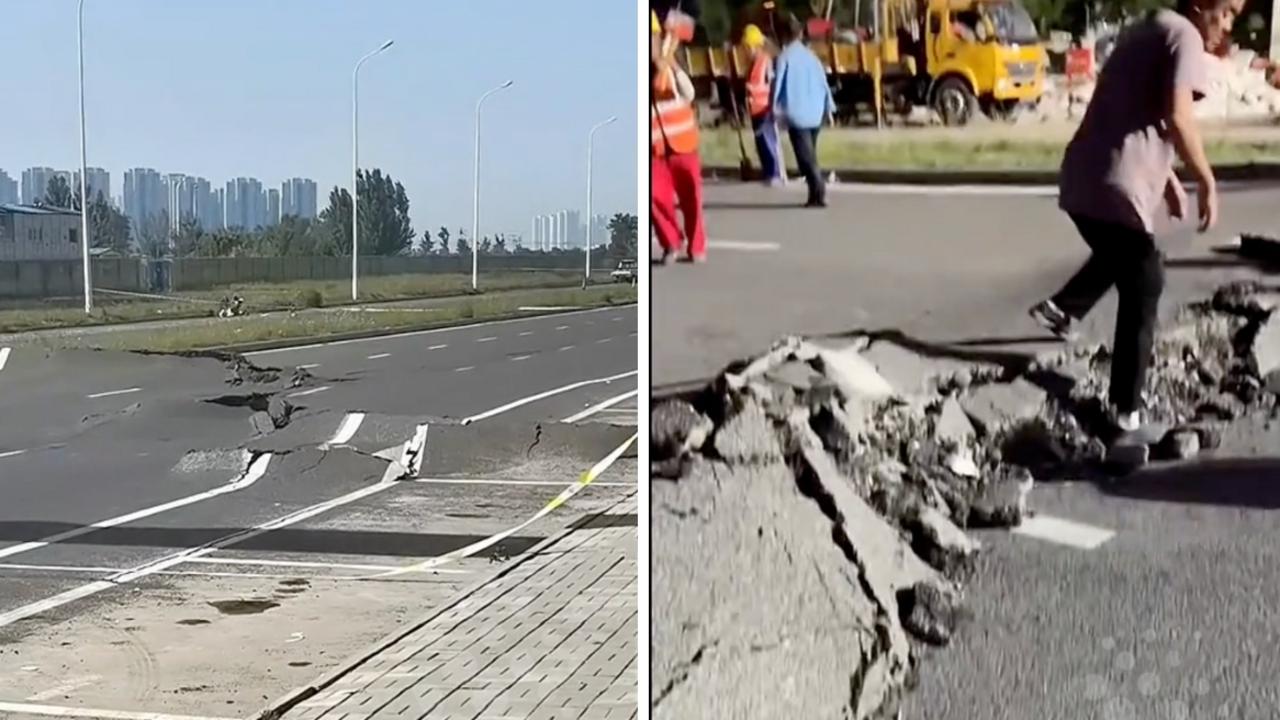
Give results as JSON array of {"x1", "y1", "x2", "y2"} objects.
[
  {"x1": 351, "y1": 39, "x2": 394, "y2": 302},
  {"x1": 471, "y1": 80, "x2": 514, "y2": 292},
  {"x1": 77, "y1": 0, "x2": 92, "y2": 314},
  {"x1": 584, "y1": 116, "x2": 617, "y2": 288}
]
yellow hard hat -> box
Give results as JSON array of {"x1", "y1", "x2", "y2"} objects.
[
  {"x1": 652, "y1": 10, "x2": 661, "y2": 34},
  {"x1": 743, "y1": 24, "x2": 765, "y2": 48}
]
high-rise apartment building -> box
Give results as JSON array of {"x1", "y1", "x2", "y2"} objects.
[
  {"x1": 21, "y1": 167, "x2": 62, "y2": 205},
  {"x1": 123, "y1": 168, "x2": 167, "y2": 232},
  {"x1": 73, "y1": 167, "x2": 110, "y2": 203},
  {"x1": 267, "y1": 189, "x2": 281, "y2": 227},
  {"x1": 224, "y1": 177, "x2": 265, "y2": 229},
  {"x1": 0, "y1": 170, "x2": 17, "y2": 205},
  {"x1": 281, "y1": 178, "x2": 317, "y2": 220}
]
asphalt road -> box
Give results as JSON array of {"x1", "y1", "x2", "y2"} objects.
[
  {"x1": 653, "y1": 181, "x2": 1280, "y2": 719},
  {"x1": 0, "y1": 304, "x2": 637, "y2": 717}
]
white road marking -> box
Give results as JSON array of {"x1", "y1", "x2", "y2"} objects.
[
  {"x1": 1012, "y1": 515, "x2": 1115, "y2": 550},
  {"x1": 86, "y1": 387, "x2": 140, "y2": 399},
  {"x1": 326, "y1": 412, "x2": 366, "y2": 446},
  {"x1": 827, "y1": 182, "x2": 1057, "y2": 197},
  {"x1": 183, "y1": 556, "x2": 471, "y2": 574},
  {"x1": 628, "y1": 331, "x2": 637, "y2": 337},
  {"x1": 0, "y1": 702, "x2": 237, "y2": 720},
  {"x1": 0, "y1": 453, "x2": 272, "y2": 562},
  {"x1": 518, "y1": 331, "x2": 534, "y2": 336},
  {"x1": 596, "y1": 338, "x2": 612, "y2": 344},
  {"x1": 0, "y1": 346, "x2": 10, "y2": 372},
  {"x1": 519, "y1": 306, "x2": 581, "y2": 311},
  {"x1": 398, "y1": 424, "x2": 430, "y2": 478},
  {"x1": 555, "y1": 325, "x2": 570, "y2": 330},
  {"x1": 0, "y1": 476, "x2": 393, "y2": 629},
  {"x1": 366, "y1": 352, "x2": 391, "y2": 360},
  {"x1": 0, "y1": 449, "x2": 27, "y2": 459},
  {"x1": 287, "y1": 385, "x2": 330, "y2": 398},
  {"x1": 460, "y1": 370, "x2": 638, "y2": 425},
  {"x1": 0, "y1": 562, "x2": 118, "y2": 573},
  {"x1": 243, "y1": 305, "x2": 634, "y2": 357},
  {"x1": 611, "y1": 317, "x2": 623, "y2": 322},
  {"x1": 511, "y1": 355, "x2": 532, "y2": 362},
  {"x1": 25, "y1": 675, "x2": 102, "y2": 702},
  {"x1": 707, "y1": 239, "x2": 782, "y2": 252},
  {"x1": 561, "y1": 389, "x2": 639, "y2": 423},
  {"x1": 298, "y1": 363, "x2": 321, "y2": 370},
  {"x1": 558, "y1": 345, "x2": 575, "y2": 352},
  {"x1": 413, "y1": 478, "x2": 631, "y2": 488},
  {"x1": 428, "y1": 344, "x2": 448, "y2": 350},
  {"x1": 380, "y1": 433, "x2": 638, "y2": 577},
  {"x1": 455, "y1": 366, "x2": 475, "y2": 373},
  {"x1": 476, "y1": 336, "x2": 497, "y2": 343}
]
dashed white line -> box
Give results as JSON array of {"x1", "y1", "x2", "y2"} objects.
[
  {"x1": 0, "y1": 347, "x2": 10, "y2": 372},
  {"x1": 555, "y1": 325, "x2": 570, "y2": 331},
  {"x1": 611, "y1": 317, "x2": 623, "y2": 322},
  {"x1": 707, "y1": 239, "x2": 782, "y2": 252},
  {"x1": 1012, "y1": 515, "x2": 1115, "y2": 550},
  {"x1": 25, "y1": 675, "x2": 103, "y2": 702},
  {"x1": 366, "y1": 352, "x2": 391, "y2": 360},
  {"x1": 461, "y1": 370, "x2": 638, "y2": 425},
  {"x1": 0, "y1": 453, "x2": 272, "y2": 562},
  {"x1": 0, "y1": 471, "x2": 391, "y2": 629},
  {"x1": 86, "y1": 387, "x2": 140, "y2": 399},
  {"x1": 428, "y1": 344, "x2": 449, "y2": 350},
  {"x1": 0, "y1": 449, "x2": 27, "y2": 459},
  {"x1": 455, "y1": 366, "x2": 475, "y2": 373},
  {"x1": 414, "y1": 478, "x2": 631, "y2": 487},
  {"x1": 511, "y1": 355, "x2": 532, "y2": 362},
  {"x1": 596, "y1": 338, "x2": 613, "y2": 344},
  {"x1": 562, "y1": 389, "x2": 639, "y2": 423},
  {"x1": 0, "y1": 701, "x2": 236, "y2": 720},
  {"x1": 298, "y1": 363, "x2": 321, "y2": 370},
  {"x1": 559, "y1": 345, "x2": 575, "y2": 352},
  {"x1": 183, "y1": 556, "x2": 471, "y2": 574},
  {"x1": 287, "y1": 385, "x2": 331, "y2": 398},
  {"x1": 628, "y1": 332, "x2": 637, "y2": 337},
  {"x1": 518, "y1": 331, "x2": 534, "y2": 337},
  {"x1": 326, "y1": 412, "x2": 366, "y2": 446},
  {"x1": 476, "y1": 336, "x2": 497, "y2": 343}
]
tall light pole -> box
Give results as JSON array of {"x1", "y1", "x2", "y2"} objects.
[
  {"x1": 351, "y1": 39, "x2": 394, "y2": 302},
  {"x1": 471, "y1": 80, "x2": 514, "y2": 292},
  {"x1": 584, "y1": 116, "x2": 617, "y2": 288},
  {"x1": 77, "y1": 0, "x2": 92, "y2": 314}
]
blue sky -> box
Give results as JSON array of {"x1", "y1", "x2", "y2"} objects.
[{"x1": 0, "y1": 0, "x2": 639, "y2": 241}]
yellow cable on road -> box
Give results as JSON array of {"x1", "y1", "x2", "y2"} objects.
[{"x1": 373, "y1": 431, "x2": 638, "y2": 578}]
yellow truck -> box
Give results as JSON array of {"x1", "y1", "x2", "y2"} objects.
[{"x1": 679, "y1": 0, "x2": 1048, "y2": 126}]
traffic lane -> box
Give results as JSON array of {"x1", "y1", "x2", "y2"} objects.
[
  {"x1": 655, "y1": 183, "x2": 1275, "y2": 385},
  {"x1": 0, "y1": 396, "x2": 263, "y2": 537},
  {"x1": 243, "y1": 305, "x2": 636, "y2": 375},
  {"x1": 289, "y1": 326, "x2": 637, "y2": 419}
]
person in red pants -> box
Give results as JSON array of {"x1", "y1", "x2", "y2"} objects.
[{"x1": 651, "y1": 11, "x2": 706, "y2": 264}]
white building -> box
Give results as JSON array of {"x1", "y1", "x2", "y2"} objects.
[
  {"x1": 73, "y1": 167, "x2": 110, "y2": 203},
  {"x1": 0, "y1": 204, "x2": 82, "y2": 261},
  {"x1": 21, "y1": 167, "x2": 66, "y2": 205},
  {"x1": 281, "y1": 178, "x2": 317, "y2": 220},
  {"x1": 0, "y1": 170, "x2": 16, "y2": 205},
  {"x1": 267, "y1": 188, "x2": 281, "y2": 227},
  {"x1": 123, "y1": 168, "x2": 166, "y2": 232}
]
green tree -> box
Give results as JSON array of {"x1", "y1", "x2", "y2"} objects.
[
  {"x1": 258, "y1": 215, "x2": 322, "y2": 257},
  {"x1": 318, "y1": 187, "x2": 352, "y2": 256},
  {"x1": 478, "y1": 235, "x2": 493, "y2": 255},
  {"x1": 436, "y1": 226, "x2": 451, "y2": 255},
  {"x1": 607, "y1": 213, "x2": 638, "y2": 258},
  {"x1": 318, "y1": 168, "x2": 416, "y2": 257},
  {"x1": 75, "y1": 190, "x2": 132, "y2": 255},
  {"x1": 416, "y1": 229, "x2": 434, "y2": 256},
  {"x1": 494, "y1": 234, "x2": 507, "y2": 254},
  {"x1": 137, "y1": 210, "x2": 172, "y2": 259},
  {"x1": 43, "y1": 175, "x2": 74, "y2": 209}
]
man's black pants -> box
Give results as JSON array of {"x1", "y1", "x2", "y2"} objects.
[
  {"x1": 1051, "y1": 214, "x2": 1165, "y2": 414},
  {"x1": 787, "y1": 126, "x2": 824, "y2": 205}
]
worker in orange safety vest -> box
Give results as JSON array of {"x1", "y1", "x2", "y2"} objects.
[
  {"x1": 743, "y1": 24, "x2": 783, "y2": 186},
  {"x1": 651, "y1": 10, "x2": 707, "y2": 264}
]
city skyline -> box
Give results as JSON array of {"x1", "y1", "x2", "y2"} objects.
[{"x1": 0, "y1": 1, "x2": 636, "y2": 241}]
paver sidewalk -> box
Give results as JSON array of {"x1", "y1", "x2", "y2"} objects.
[{"x1": 283, "y1": 494, "x2": 638, "y2": 720}]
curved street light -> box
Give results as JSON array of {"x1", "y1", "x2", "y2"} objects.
[
  {"x1": 584, "y1": 116, "x2": 617, "y2": 288},
  {"x1": 351, "y1": 39, "x2": 394, "y2": 301},
  {"x1": 471, "y1": 80, "x2": 514, "y2": 291},
  {"x1": 77, "y1": 0, "x2": 92, "y2": 314}
]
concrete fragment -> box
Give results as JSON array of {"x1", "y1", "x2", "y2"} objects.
[
  {"x1": 862, "y1": 340, "x2": 992, "y2": 397},
  {"x1": 714, "y1": 401, "x2": 782, "y2": 464},
  {"x1": 811, "y1": 345, "x2": 895, "y2": 401},
  {"x1": 946, "y1": 450, "x2": 979, "y2": 479},
  {"x1": 904, "y1": 504, "x2": 980, "y2": 576},
  {"x1": 764, "y1": 359, "x2": 825, "y2": 392},
  {"x1": 267, "y1": 397, "x2": 293, "y2": 428},
  {"x1": 968, "y1": 467, "x2": 1034, "y2": 528},
  {"x1": 249, "y1": 411, "x2": 275, "y2": 436},
  {"x1": 935, "y1": 396, "x2": 976, "y2": 446},
  {"x1": 960, "y1": 378, "x2": 1048, "y2": 436},
  {"x1": 1251, "y1": 312, "x2": 1280, "y2": 380},
  {"x1": 1155, "y1": 428, "x2": 1201, "y2": 461},
  {"x1": 899, "y1": 581, "x2": 964, "y2": 647},
  {"x1": 1105, "y1": 438, "x2": 1150, "y2": 470},
  {"x1": 652, "y1": 400, "x2": 713, "y2": 461}
]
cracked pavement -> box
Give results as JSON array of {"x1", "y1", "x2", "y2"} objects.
[{"x1": 0, "y1": 306, "x2": 637, "y2": 717}]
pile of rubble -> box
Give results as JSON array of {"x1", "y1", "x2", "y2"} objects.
[{"x1": 650, "y1": 281, "x2": 1280, "y2": 719}]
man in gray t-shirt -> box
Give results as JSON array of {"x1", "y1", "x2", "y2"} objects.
[{"x1": 1029, "y1": 0, "x2": 1240, "y2": 433}]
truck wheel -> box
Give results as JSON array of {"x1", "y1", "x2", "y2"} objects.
[{"x1": 932, "y1": 78, "x2": 976, "y2": 127}]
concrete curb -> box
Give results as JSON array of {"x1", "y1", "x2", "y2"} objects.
[
  {"x1": 211, "y1": 301, "x2": 638, "y2": 355},
  {"x1": 703, "y1": 163, "x2": 1280, "y2": 187},
  {"x1": 251, "y1": 491, "x2": 637, "y2": 720}
]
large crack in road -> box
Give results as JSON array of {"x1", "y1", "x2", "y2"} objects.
[{"x1": 651, "y1": 281, "x2": 1280, "y2": 719}]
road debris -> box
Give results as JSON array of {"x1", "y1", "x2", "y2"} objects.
[{"x1": 652, "y1": 280, "x2": 1280, "y2": 719}]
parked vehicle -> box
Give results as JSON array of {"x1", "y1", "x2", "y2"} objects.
[{"x1": 611, "y1": 259, "x2": 638, "y2": 284}]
